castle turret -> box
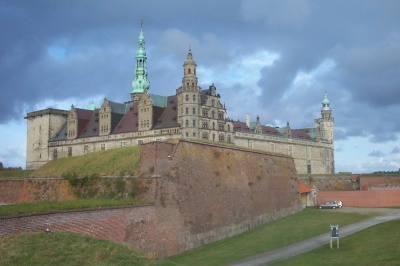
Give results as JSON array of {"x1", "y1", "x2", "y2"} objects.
[
  {"x1": 131, "y1": 21, "x2": 150, "y2": 102},
  {"x1": 315, "y1": 91, "x2": 334, "y2": 143},
  {"x1": 177, "y1": 49, "x2": 201, "y2": 138}
]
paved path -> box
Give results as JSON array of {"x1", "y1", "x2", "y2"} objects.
[{"x1": 224, "y1": 209, "x2": 400, "y2": 266}]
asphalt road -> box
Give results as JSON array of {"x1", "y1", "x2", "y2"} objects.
[{"x1": 224, "y1": 208, "x2": 400, "y2": 266}]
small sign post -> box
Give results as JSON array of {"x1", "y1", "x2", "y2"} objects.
[{"x1": 330, "y1": 225, "x2": 339, "y2": 249}]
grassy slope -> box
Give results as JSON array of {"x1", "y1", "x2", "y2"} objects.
[
  {"x1": 275, "y1": 219, "x2": 400, "y2": 265},
  {"x1": 0, "y1": 170, "x2": 32, "y2": 179},
  {"x1": 0, "y1": 231, "x2": 161, "y2": 266},
  {"x1": 0, "y1": 198, "x2": 142, "y2": 217},
  {"x1": 31, "y1": 146, "x2": 141, "y2": 177},
  {"x1": 163, "y1": 208, "x2": 381, "y2": 266},
  {"x1": 1, "y1": 208, "x2": 392, "y2": 265}
]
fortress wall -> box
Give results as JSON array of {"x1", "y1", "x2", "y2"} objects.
[
  {"x1": 0, "y1": 179, "x2": 76, "y2": 204},
  {"x1": 318, "y1": 190, "x2": 400, "y2": 207},
  {"x1": 139, "y1": 140, "x2": 303, "y2": 257},
  {"x1": 0, "y1": 205, "x2": 158, "y2": 254},
  {"x1": 298, "y1": 174, "x2": 358, "y2": 191}
]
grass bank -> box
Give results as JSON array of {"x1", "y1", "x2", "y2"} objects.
[
  {"x1": 0, "y1": 170, "x2": 32, "y2": 179},
  {"x1": 0, "y1": 231, "x2": 161, "y2": 266},
  {"x1": 0, "y1": 198, "x2": 142, "y2": 217},
  {"x1": 163, "y1": 208, "x2": 381, "y2": 265},
  {"x1": 31, "y1": 146, "x2": 141, "y2": 177},
  {"x1": 275, "y1": 219, "x2": 400, "y2": 265}
]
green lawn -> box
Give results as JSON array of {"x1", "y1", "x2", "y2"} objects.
[
  {"x1": 30, "y1": 146, "x2": 141, "y2": 177},
  {"x1": 0, "y1": 198, "x2": 142, "y2": 216},
  {"x1": 0, "y1": 231, "x2": 161, "y2": 266},
  {"x1": 275, "y1": 219, "x2": 400, "y2": 265},
  {"x1": 0, "y1": 170, "x2": 32, "y2": 179},
  {"x1": 163, "y1": 208, "x2": 382, "y2": 265},
  {"x1": 0, "y1": 208, "x2": 393, "y2": 265}
]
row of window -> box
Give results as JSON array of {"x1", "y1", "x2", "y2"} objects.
[
  {"x1": 140, "y1": 107, "x2": 150, "y2": 113},
  {"x1": 100, "y1": 125, "x2": 109, "y2": 133},
  {"x1": 67, "y1": 130, "x2": 76, "y2": 138},
  {"x1": 140, "y1": 120, "x2": 150, "y2": 127},
  {"x1": 185, "y1": 94, "x2": 197, "y2": 102}
]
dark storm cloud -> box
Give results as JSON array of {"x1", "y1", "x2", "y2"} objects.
[
  {"x1": 1, "y1": 0, "x2": 400, "y2": 147},
  {"x1": 239, "y1": 0, "x2": 400, "y2": 142}
]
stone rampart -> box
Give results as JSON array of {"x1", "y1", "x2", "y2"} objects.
[
  {"x1": 140, "y1": 140, "x2": 302, "y2": 256},
  {"x1": 1, "y1": 140, "x2": 302, "y2": 257}
]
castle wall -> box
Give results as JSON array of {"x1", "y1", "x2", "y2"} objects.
[
  {"x1": 234, "y1": 132, "x2": 334, "y2": 174},
  {"x1": 318, "y1": 190, "x2": 400, "y2": 207},
  {"x1": 0, "y1": 179, "x2": 76, "y2": 204},
  {"x1": 139, "y1": 140, "x2": 303, "y2": 256},
  {"x1": 2, "y1": 140, "x2": 303, "y2": 257}
]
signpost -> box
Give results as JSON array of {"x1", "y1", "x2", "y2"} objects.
[{"x1": 330, "y1": 225, "x2": 339, "y2": 249}]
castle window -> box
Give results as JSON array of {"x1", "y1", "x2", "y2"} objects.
[
  {"x1": 227, "y1": 135, "x2": 231, "y2": 143},
  {"x1": 193, "y1": 95, "x2": 196, "y2": 102},
  {"x1": 202, "y1": 122, "x2": 208, "y2": 129},
  {"x1": 193, "y1": 108, "x2": 196, "y2": 114},
  {"x1": 138, "y1": 140, "x2": 143, "y2": 145},
  {"x1": 228, "y1": 124, "x2": 231, "y2": 132},
  {"x1": 212, "y1": 110, "x2": 215, "y2": 119},
  {"x1": 68, "y1": 147, "x2": 72, "y2": 157},
  {"x1": 202, "y1": 132, "x2": 208, "y2": 140},
  {"x1": 101, "y1": 144, "x2": 105, "y2": 150},
  {"x1": 219, "y1": 112, "x2": 223, "y2": 120},
  {"x1": 307, "y1": 165, "x2": 312, "y2": 174},
  {"x1": 186, "y1": 132, "x2": 189, "y2": 137},
  {"x1": 186, "y1": 120, "x2": 189, "y2": 127},
  {"x1": 185, "y1": 94, "x2": 189, "y2": 101},
  {"x1": 193, "y1": 120, "x2": 196, "y2": 127},
  {"x1": 212, "y1": 99, "x2": 215, "y2": 107},
  {"x1": 202, "y1": 110, "x2": 208, "y2": 117},
  {"x1": 219, "y1": 134, "x2": 225, "y2": 142},
  {"x1": 84, "y1": 145, "x2": 89, "y2": 154},
  {"x1": 188, "y1": 68, "x2": 191, "y2": 74},
  {"x1": 212, "y1": 133, "x2": 215, "y2": 141},
  {"x1": 248, "y1": 141, "x2": 253, "y2": 148},
  {"x1": 219, "y1": 124, "x2": 224, "y2": 131},
  {"x1": 53, "y1": 149, "x2": 57, "y2": 159},
  {"x1": 193, "y1": 132, "x2": 196, "y2": 137},
  {"x1": 213, "y1": 122, "x2": 215, "y2": 130},
  {"x1": 186, "y1": 108, "x2": 189, "y2": 115}
]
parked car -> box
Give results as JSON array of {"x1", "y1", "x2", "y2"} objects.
[
  {"x1": 333, "y1": 200, "x2": 343, "y2": 208},
  {"x1": 318, "y1": 201, "x2": 341, "y2": 209}
]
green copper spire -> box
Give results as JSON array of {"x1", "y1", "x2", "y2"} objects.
[
  {"x1": 131, "y1": 20, "x2": 150, "y2": 93},
  {"x1": 322, "y1": 91, "x2": 330, "y2": 105}
]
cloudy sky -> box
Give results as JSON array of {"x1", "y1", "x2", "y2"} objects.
[{"x1": 1, "y1": 0, "x2": 399, "y2": 173}]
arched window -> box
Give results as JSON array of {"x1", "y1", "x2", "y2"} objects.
[
  {"x1": 202, "y1": 132, "x2": 208, "y2": 140},
  {"x1": 188, "y1": 68, "x2": 191, "y2": 74},
  {"x1": 219, "y1": 134, "x2": 225, "y2": 142}
]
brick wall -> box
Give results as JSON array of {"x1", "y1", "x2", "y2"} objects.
[
  {"x1": 318, "y1": 190, "x2": 400, "y2": 207},
  {"x1": 0, "y1": 205, "x2": 157, "y2": 253},
  {"x1": 141, "y1": 140, "x2": 303, "y2": 257},
  {"x1": 1, "y1": 140, "x2": 303, "y2": 258}
]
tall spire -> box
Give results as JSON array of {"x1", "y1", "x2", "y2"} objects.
[
  {"x1": 131, "y1": 20, "x2": 150, "y2": 93},
  {"x1": 322, "y1": 90, "x2": 330, "y2": 110},
  {"x1": 182, "y1": 48, "x2": 198, "y2": 88}
]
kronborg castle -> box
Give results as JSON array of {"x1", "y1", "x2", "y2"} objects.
[{"x1": 26, "y1": 26, "x2": 335, "y2": 174}]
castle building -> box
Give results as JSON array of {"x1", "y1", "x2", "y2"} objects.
[{"x1": 25, "y1": 25, "x2": 334, "y2": 174}]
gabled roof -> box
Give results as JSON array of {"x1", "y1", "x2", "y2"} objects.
[
  {"x1": 150, "y1": 94, "x2": 168, "y2": 108},
  {"x1": 112, "y1": 103, "x2": 139, "y2": 134},
  {"x1": 50, "y1": 122, "x2": 67, "y2": 141},
  {"x1": 78, "y1": 109, "x2": 100, "y2": 138},
  {"x1": 108, "y1": 101, "x2": 128, "y2": 115},
  {"x1": 233, "y1": 121, "x2": 283, "y2": 136},
  {"x1": 299, "y1": 182, "x2": 314, "y2": 193},
  {"x1": 152, "y1": 95, "x2": 179, "y2": 129}
]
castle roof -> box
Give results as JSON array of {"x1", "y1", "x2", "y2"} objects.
[{"x1": 112, "y1": 103, "x2": 139, "y2": 134}]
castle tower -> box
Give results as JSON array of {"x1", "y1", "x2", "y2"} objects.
[
  {"x1": 315, "y1": 91, "x2": 334, "y2": 143},
  {"x1": 131, "y1": 21, "x2": 150, "y2": 102},
  {"x1": 177, "y1": 49, "x2": 201, "y2": 138}
]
